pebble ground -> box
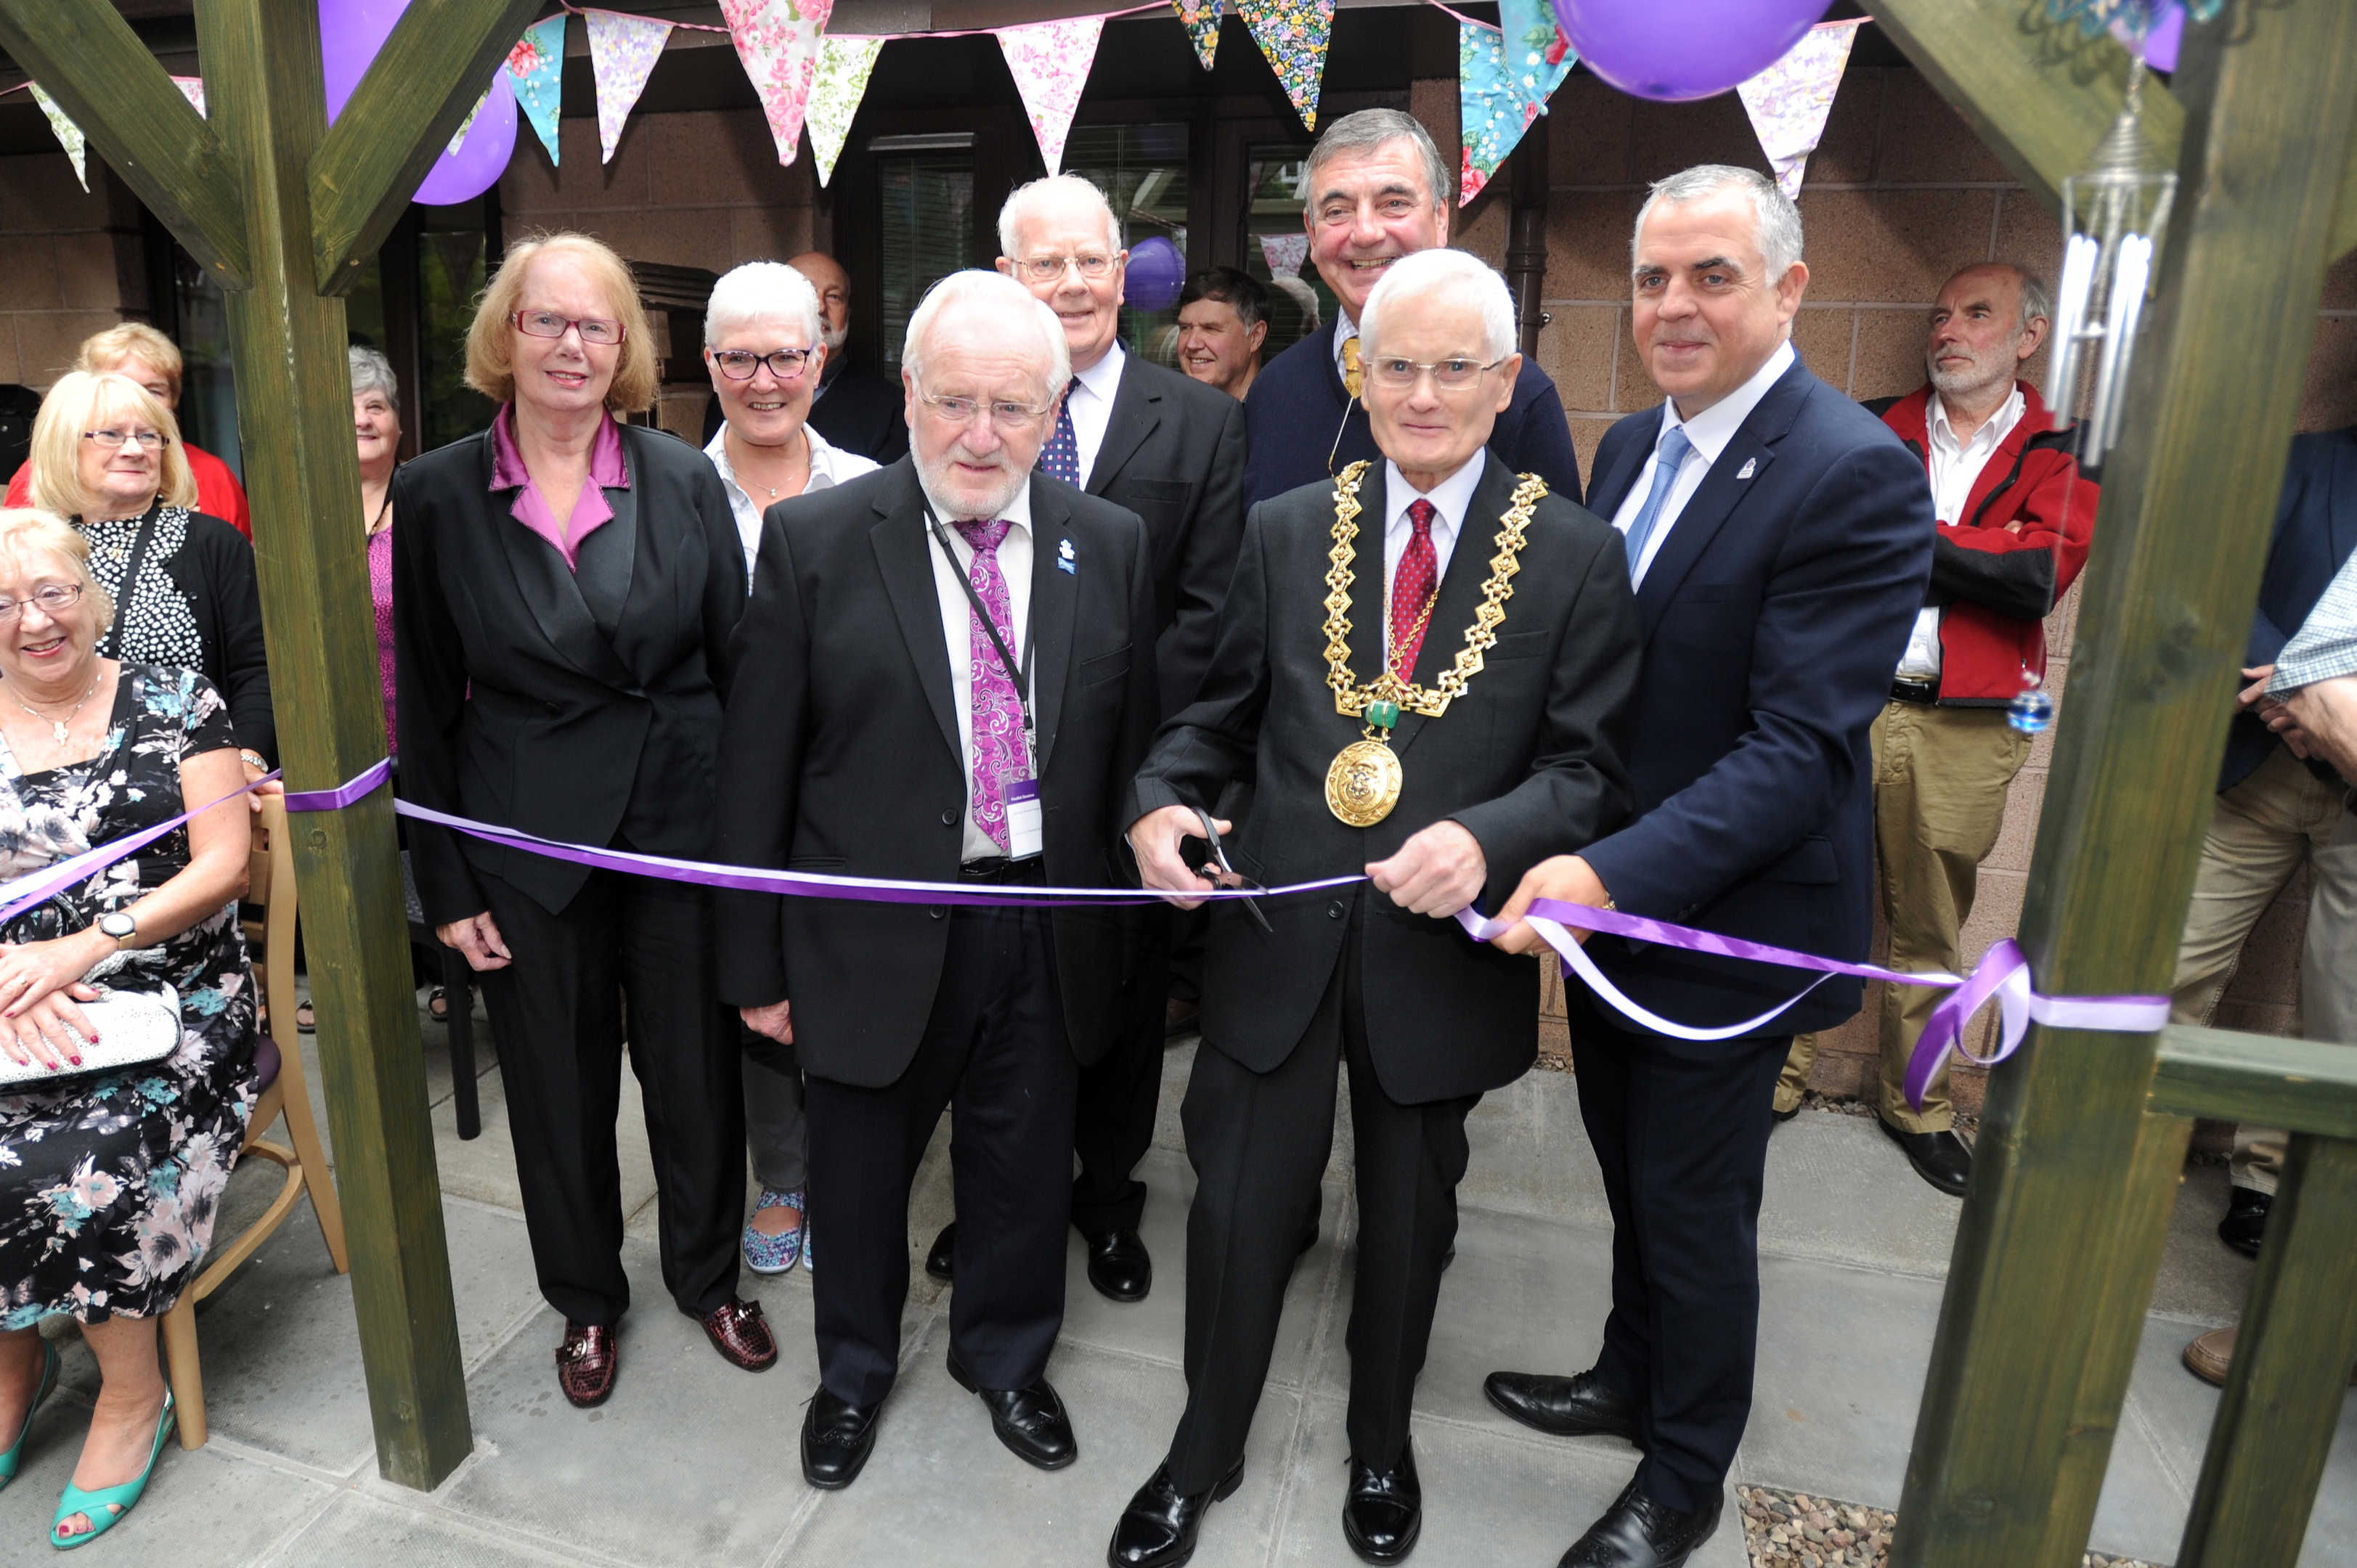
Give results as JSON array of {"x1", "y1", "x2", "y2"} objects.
[{"x1": 1737, "y1": 1486, "x2": 2165, "y2": 1568}]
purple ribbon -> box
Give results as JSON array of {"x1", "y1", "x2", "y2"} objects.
[
  {"x1": 0, "y1": 771, "x2": 285, "y2": 926},
  {"x1": 283, "y1": 756, "x2": 391, "y2": 814}
]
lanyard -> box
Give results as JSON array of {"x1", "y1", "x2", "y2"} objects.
[{"x1": 925, "y1": 508, "x2": 1037, "y2": 767}]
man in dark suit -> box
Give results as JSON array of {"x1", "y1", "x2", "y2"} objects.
[
  {"x1": 1239, "y1": 108, "x2": 1583, "y2": 515},
  {"x1": 715, "y1": 270, "x2": 1160, "y2": 1489},
  {"x1": 1106, "y1": 249, "x2": 1640, "y2": 1568},
  {"x1": 919, "y1": 173, "x2": 1250, "y2": 1306},
  {"x1": 1483, "y1": 166, "x2": 1933, "y2": 1568}
]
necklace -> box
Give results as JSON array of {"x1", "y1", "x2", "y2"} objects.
[
  {"x1": 7, "y1": 670, "x2": 104, "y2": 748},
  {"x1": 1320, "y1": 460, "x2": 1544, "y2": 826}
]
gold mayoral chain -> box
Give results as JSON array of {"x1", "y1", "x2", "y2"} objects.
[{"x1": 1321, "y1": 460, "x2": 1545, "y2": 826}]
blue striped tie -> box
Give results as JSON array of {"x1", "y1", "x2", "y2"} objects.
[{"x1": 1620, "y1": 425, "x2": 1694, "y2": 585}]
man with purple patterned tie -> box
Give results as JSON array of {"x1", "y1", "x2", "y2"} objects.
[{"x1": 715, "y1": 269, "x2": 1160, "y2": 1491}]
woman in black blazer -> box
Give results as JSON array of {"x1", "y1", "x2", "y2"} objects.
[{"x1": 391, "y1": 233, "x2": 768, "y2": 1408}]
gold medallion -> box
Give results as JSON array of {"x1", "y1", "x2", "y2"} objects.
[{"x1": 1326, "y1": 737, "x2": 1404, "y2": 827}]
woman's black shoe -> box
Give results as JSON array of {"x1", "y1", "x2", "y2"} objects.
[{"x1": 1107, "y1": 1458, "x2": 1245, "y2": 1568}]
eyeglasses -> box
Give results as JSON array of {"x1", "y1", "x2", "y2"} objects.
[
  {"x1": 0, "y1": 584, "x2": 84, "y2": 624},
  {"x1": 1366, "y1": 355, "x2": 1510, "y2": 391},
  {"x1": 81, "y1": 429, "x2": 169, "y2": 452},
  {"x1": 1012, "y1": 253, "x2": 1119, "y2": 285},
  {"x1": 917, "y1": 392, "x2": 1056, "y2": 430},
  {"x1": 511, "y1": 310, "x2": 627, "y2": 346},
  {"x1": 711, "y1": 348, "x2": 815, "y2": 381}
]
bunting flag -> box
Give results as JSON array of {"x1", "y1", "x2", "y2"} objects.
[
  {"x1": 29, "y1": 86, "x2": 87, "y2": 192},
  {"x1": 508, "y1": 14, "x2": 567, "y2": 166},
  {"x1": 1260, "y1": 232, "x2": 1308, "y2": 279},
  {"x1": 587, "y1": 9, "x2": 674, "y2": 163},
  {"x1": 1172, "y1": 0, "x2": 1221, "y2": 71},
  {"x1": 1735, "y1": 19, "x2": 1864, "y2": 198},
  {"x1": 1458, "y1": 0, "x2": 1576, "y2": 205},
  {"x1": 720, "y1": 0, "x2": 836, "y2": 166},
  {"x1": 171, "y1": 77, "x2": 207, "y2": 118},
  {"x1": 998, "y1": 17, "x2": 1103, "y2": 176},
  {"x1": 1237, "y1": 0, "x2": 1332, "y2": 131},
  {"x1": 808, "y1": 36, "x2": 886, "y2": 187}
]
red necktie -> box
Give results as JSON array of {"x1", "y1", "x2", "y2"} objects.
[{"x1": 1390, "y1": 498, "x2": 1438, "y2": 679}]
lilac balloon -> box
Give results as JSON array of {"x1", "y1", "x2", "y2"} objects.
[
  {"x1": 319, "y1": 0, "x2": 515, "y2": 205},
  {"x1": 1551, "y1": 0, "x2": 1831, "y2": 102},
  {"x1": 1125, "y1": 236, "x2": 1186, "y2": 314}
]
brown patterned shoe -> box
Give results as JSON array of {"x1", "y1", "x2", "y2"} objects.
[
  {"x1": 2183, "y1": 1324, "x2": 2357, "y2": 1389},
  {"x1": 696, "y1": 1297, "x2": 778, "y2": 1372},
  {"x1": 555, "y1": 1321, "x2": 618, "y2": 1408}
]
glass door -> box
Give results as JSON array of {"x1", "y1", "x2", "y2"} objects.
[
  {"x1": 1239, "y1": 141, "x2": 1336, "y2": 361},
  {"x1": 875, "y1": 136, "x2": 978, "y2": 376},
  {"x1": 1063, "y1": 123, "x2": 1191, "y2": 369}
]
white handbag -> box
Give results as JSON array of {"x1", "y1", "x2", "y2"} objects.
[{"x1": 0, "y1": 976, "x2": 183, "y2": 1089}]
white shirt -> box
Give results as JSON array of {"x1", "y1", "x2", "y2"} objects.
[
  {"x1": 1610, "y1": 340, "x2": 1795, "y2": 586},
  {"x1": 1895, "y1": 385, "x2": 2027, "y2": 680},
  {"x1": 923, "y1": 480, "x2": 1037, "y2": 862},
  {"x1": 1064, "y1": 338, "x2": 1127, "y2": 484},
  {"x1": 702, "y1": 422, "x2": 880, "y2": 583},
  {"x1": 1381, "y1": 454, "x2": 1481, "y2": 592}
]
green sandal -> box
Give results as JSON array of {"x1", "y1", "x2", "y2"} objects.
[
  {"x1": 51, "y1": 1391, "x2": 173, "y2": 1551},
  {"x1": 0, "y1": 1341, "x2": 61, "y2": 1490}
]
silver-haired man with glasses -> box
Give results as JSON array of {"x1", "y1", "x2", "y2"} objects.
[{"x1": 715, "y1": 269, "x2": 1160, "y2": 1492}]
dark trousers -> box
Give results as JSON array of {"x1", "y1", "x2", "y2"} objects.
[
  {"x1": 1563, "y1": 981, "x2": 1790, "y2": 1515},
  {"x1": 476, "y1": 865, "x2": 744, "y2": 1326},
  {"x1": 805, "y1": 901, "x2": 1076, "y2": 1407},
  {"x1": 1167, "y1": 897, "x2": 1476, "y2": 1493},
  {"x1": 1071, "y1": 907, "x2": 1170, "y2": 1235}
]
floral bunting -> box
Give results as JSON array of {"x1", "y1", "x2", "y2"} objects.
[
  {"x1": 808, "y1": 36, "x2": 886, "y2": 187},
  {"x1": 1260, "y1": 232, "x2": 1308, "y2": 278},
  {"x1": 720, "y1": 0, "x2": 836, "y2": 166},
  {"x1": 1458, "y1": 0, "x2": 1575, "y2": 205},
  {"x1": 508, "y1": 14, "x2": 567, "y2": 166},
  {"x1": 1238, "y1": 0, "x2": 1332, "y2": 131},
  {"x1": 1735, "y1": 19, "x2": 1864, "y2": 198},
  {"x1": 171, "y1": 77, "x2": 206, "y2": 118},
  {"x1": 998, "y1": 17, "x2": 1104, "y2": 176},
  {"x1": 30, "y1": 86, "x2": 87, "y2": 192},
  {"x1": 587, "y1": 9, "x2": 674, "y2": 163},
  {"x1": 1172, "y1": 0, "x2": 1221, "y2": 71}
]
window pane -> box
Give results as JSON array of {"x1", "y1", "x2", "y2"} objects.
[
  {"x1": 879, "y1": 151, "x2": 976, "y2": 375},
  {"x1": 169, "y1": 253, "x2": 241, "y2": 483},
  {"x1": 1061, "y1": 123, "x2": 1190, "y2": 370},
  {"x1": 1243, "y1": 144, "x2": 1336, "y2": 361}
]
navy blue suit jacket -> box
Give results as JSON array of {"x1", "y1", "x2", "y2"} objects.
[
  {"x1": 2220, "y1": 425, "x2": 2357, "y2": 792},
  {"x1": 1576, "y1": 356, "x2": 1934, "y2": 1034},
  {"x1": 1240, "y1": 317, "x2": 1583, "y2": 515}
]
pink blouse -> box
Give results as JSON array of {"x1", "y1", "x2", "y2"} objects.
[
  {"x1": 488, "y1": 403, "x2": 629, "y2": 570},
  {"x1": 368, "y1": 522, "x2": 396, "y2": 754}
]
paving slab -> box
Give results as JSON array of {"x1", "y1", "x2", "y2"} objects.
[
  {"x1": 260, "y1": 1490, "x2": 614, "y2": 1568},
  {"x1": 0, "y1": 1418, "x2": 336, "y2": 1566}
]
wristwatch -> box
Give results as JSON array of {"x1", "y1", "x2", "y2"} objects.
[
  {"x1": 99, "y1": 911, "x2": 138, "y2": 950},
  {"x1": 239, "y1": 750, "x2": 268, "y2": 772}
]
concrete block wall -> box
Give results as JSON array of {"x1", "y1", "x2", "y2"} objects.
[{"x1": 0, "y1": 156, "x2": 148, "y2": 390}]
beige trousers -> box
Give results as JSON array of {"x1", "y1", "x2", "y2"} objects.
[
  {"x1": 1775, "y1": 701, "x2": 2032, "y2": 1129},
  {"x1": 2167, "y1": 743, "x2": 2356, "y2": 1192}
]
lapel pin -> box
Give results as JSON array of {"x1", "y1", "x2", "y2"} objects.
[
  {"x1": 1057, "y1": 538, "x2": 1077, "y2": 574},
  {"x1": 1735, "y1": 457, "x2": 1758, "y2": 480}
]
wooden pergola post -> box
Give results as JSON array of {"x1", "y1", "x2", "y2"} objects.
[{"x1": 0, "y1": 0, "x2": 540, "y2": 1491}]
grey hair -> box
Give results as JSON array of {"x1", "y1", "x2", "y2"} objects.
[
  {"x1": 1359, "y1": 249, "x2": 1517, "y2": 364},
  {"x1": 1302, "y1": 109, "x2": 1449, "y2": 219},
  {"x1": 902, "y1": 269, "x2": 1072, "y2": 396},
  {"x1": 998, "y1": 173, "x2": 1123, "y2": 259},
  {"x1": 348, "y1": 344, "x2": 398, "y2": 402},
  {"x1": 706, "y1": 261, "x2": 823, "y2": 349},
  {"x1": 1632, "y1": 164, "x2": 1804, "y2": 281}
]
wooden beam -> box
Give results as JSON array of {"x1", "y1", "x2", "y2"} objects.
[
  {"x1": 0, "y1": 0, "x2": 250, "y2": 287},
  {"x1": 306, "y1": 0, "x2": 544, "y2": 297},
  {"x1": 1889, "y1": 3, "x2": 2357, "y2": 1565},
  {"x1": 195, "y1": 0, "x2": 473, "y2": 1487},
  {"x1": 2152, "y1": 1024, "x2": 2357, "y2": 1139}
]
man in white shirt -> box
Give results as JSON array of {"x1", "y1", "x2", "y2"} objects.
[{"x1": 1772, "y1": 263, "x2": 2096, "y2": 1199}]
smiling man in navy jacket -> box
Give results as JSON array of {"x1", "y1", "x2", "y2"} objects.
[{"x1": 1481, "y1": 166, "x2": 1932, "y2": 1568}]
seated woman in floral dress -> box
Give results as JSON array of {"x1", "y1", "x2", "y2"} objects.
[{"x1": 0, "y1": 509, "x2": 258, "y2": 1549}]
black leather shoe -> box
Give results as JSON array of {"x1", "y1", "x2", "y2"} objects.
[
  {"x1": 1484, "y1": 1368, "x2": 1641, "y2": 1444},
  {"x1": 947, "y1": 1346, "x2": 1078, "y2": 1470},
  {"x1": 1558, "y1": 1479, "x2": 1722, "y2": 1567},
  {"x1": 800, "y1": 1387, "x2": 882, "y2": 1490},
  {"x1": 1772, "y1": 1102, "x2": 1801, "y2": 1124},
  {"x1": 2218, "y1": 1187, "x2": 2271, "y2": 1258},
  {"x1": 1086, "y1": 1228, "x2": 1153, "y2": 1302},
  {"x1": 1878, "y1": 1115, "x2": 1972, "y2": 1196},
  {"x1": 1343, "y1": 1441, "x2": 1421, "y2": 1563},
  {"x1": 926, "y1": 1222, "x2": 956, "y2": 1282},
  {"x1": 1107, "y1": 1458, "x2": 1245, "y2": 1568}
]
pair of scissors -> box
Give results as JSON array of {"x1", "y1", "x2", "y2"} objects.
[{"x1": 1191, "y1": 807, "x2": 1271, "y2": 933}]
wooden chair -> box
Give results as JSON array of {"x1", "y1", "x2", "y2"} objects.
[{"x1": 160, "y1": 794, "x2": 349, "y2": 1450}]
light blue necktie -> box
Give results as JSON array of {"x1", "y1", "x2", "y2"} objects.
[{"x1": 1620, "y1": 425, "x2": 1694, "y2": 586}]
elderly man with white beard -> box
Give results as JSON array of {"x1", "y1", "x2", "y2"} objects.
[{"x1": 715, "y1": 269, "x2": 1160, "y2": 1490}]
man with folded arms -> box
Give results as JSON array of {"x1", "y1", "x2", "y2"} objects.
[
  {"x1": 1107, "y1": 248, "x2": 1640, "y2": 1568},
  {"x1": 715, "y1": 269, "x2": 1158, "y2": 1489},
  {"x1": 1485, "y1": 166, "x2": 1931, "y2": 1568}
]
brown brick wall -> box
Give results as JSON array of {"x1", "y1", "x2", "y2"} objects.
[{"x1": 0, "y1": 155, "x2": 149, "y2": 390}]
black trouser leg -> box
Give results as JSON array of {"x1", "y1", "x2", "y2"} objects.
[
  {"x1": 1564, "y1": 984, "x2": 1788, "y2": 1516},
  {"x1": 1071, "y1": 908, "x2": 1170, "y2": 1236}
]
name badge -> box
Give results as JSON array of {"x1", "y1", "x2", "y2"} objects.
[{"x1": 1004, "y1": 776, "x2": 1044, "y2": 861}]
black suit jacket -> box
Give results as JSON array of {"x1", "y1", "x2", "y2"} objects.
[
  {"x1": 714, "y1": 460, "x2": 1161, "y2": 1087},
  {"x1": 1128, "y1": 453, "x2": 1640, "y2": 1104},
  {"x1": 2221, "y1": 425, "x2": 2357, "y2": 791},
  {"x1": 393, "y1": 422, "x2": 747, "y2": 923},
  {"x1": 1084, "y1": 355, "x2": 1249, "y2": 715},
  {"x1": 1577, "y1": 356, "x2": 1933, "y2": 1034}
]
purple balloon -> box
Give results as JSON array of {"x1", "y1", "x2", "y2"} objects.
[
  {"x1": 1552, "y1": 0, "x2": 1830, "y2": 102},
  {"x1": 319, "y1": 0, "x2": 516, "y2": 205},
  {"x1": 1125, "y1": 236, "x2": 1186, "y2": 314}
]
